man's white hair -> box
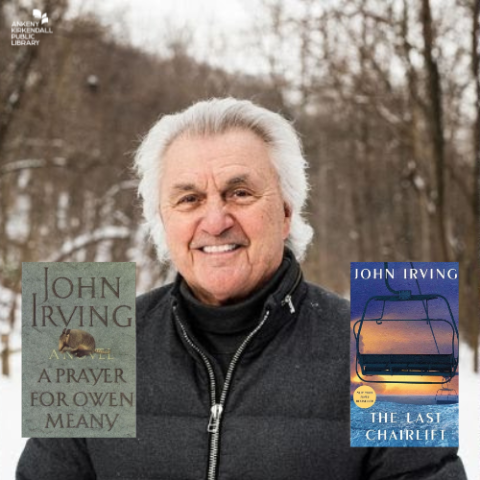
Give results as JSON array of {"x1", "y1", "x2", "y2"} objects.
[{"x1": 133, "y1": 97, "x2": 314, "y2": 263}]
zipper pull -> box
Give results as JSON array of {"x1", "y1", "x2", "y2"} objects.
[
  {"x1": 282, "y1": 294, "x2": 295, "y2": 314},
  {"x1": 207, "y1": 404, "x2": 223, "y2": 433}
]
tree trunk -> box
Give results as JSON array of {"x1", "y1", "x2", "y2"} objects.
[
  {"x1": 420, "y1": 0, "x2": 449, "y2": 261},
  {"x1": 472, "y1": 0, "x2": 479, "y2": 370},
  {"x1": 1, "y1": 334, "x2": 10, "y2": 377}
]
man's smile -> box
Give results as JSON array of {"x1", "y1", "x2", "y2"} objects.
[{"x1": 199, "y1": 244, "x2": 243, "y2": 254}]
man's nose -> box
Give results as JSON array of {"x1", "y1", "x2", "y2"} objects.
[{"x1": 199, "y1": 198, "x2": 235, "y2": 236}]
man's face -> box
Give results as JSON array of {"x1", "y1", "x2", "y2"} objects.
[{"x1": 159, "y1": 128, "x2": 291, "y2": 305}]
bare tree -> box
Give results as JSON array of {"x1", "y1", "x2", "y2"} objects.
[{"x1": 251, "y1": 0, "x2": 479, "y2": 359}]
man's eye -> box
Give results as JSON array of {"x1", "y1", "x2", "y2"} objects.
[
  {"x1": 178, "y1": 195, "x2": 198, "y2": 205},
  {"x1": 232, "y1": 189, "x2": 251, "y2": 198}
]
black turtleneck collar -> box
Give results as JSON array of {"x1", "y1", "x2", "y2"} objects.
[
  {"x1": 171, "y1": 248, "x2": 303, "y2": 379},
  {"x1": 178, "y1": 252, "x2": 291, "y2": 336}
]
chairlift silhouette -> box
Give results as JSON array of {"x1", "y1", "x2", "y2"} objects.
[
  {"x1": 353, "y1": 262, "x2": 459, "y2": 384},
  {"x1": 435, "y1": 385, "x2": 458, "y2": 405}
]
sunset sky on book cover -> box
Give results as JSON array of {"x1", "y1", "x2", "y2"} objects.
[{"x1": 350, "y1": 262, "x2": 459, "y2": 447}]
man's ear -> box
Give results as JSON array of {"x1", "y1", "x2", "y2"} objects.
[{"x1": 283, "y1": 203, "x2": 292, "y2": 239}]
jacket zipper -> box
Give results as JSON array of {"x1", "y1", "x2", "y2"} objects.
[
  {"x1": 281, "y1": 269, "x2": 302, "y2": 313},
  {"x1": 172, "y1": 274, "x2": 301, "y2": 479},
  {"x1": 174, "y1": 306, "x2": 271, "y2": 480},
  {"x1": 208, "y1": 311, "x2": 271, "y2": 479}
]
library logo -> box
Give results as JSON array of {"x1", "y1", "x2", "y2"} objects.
[
  {"x1": 33, "y1": 9, "x2": 49, "y2": 25},
  {"x1": 11, "y1": 9, "x2": 54, "y2": 46}
]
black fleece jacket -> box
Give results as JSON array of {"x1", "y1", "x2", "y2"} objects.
[{"x1": 17, "y1": 254, "x2": 466, "y2": 480}]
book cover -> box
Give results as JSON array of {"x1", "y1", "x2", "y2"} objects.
[
  {"x1": 22, "y1": 262, "x2": 136, "y2": 438},
  {"x1": 350, "y1": 262, "x2": 459, "y2": 447}
]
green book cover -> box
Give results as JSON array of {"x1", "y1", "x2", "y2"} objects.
[{"x1": 22, "y1": 262, "x2": 136, "y2": 438}]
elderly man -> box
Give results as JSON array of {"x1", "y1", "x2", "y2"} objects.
[{"x1": 17, "y1": 98, "x2": 466, "y2": 479}]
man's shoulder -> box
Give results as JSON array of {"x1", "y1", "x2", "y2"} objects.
[
  {"x1": 136, "y1": 283, "x2": 173, "y2": 321},
  {"x1": 303, "y1": 281, "x2": 349, "y2": 318},
  {"x1": 299, "y1": 281, "x2": 350, "y2": 355}
]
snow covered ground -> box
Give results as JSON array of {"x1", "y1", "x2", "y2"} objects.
[
  {"x1": 458, "y1": 342, "x2": 479, "y2": 480},
  {"x1": 1, "y1": 341, "x2": 478, "y2": 479}
]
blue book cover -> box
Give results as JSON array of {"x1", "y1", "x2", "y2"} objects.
[{"x1": 350, "y1": 262, "x2": 459, "y2": 447}]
